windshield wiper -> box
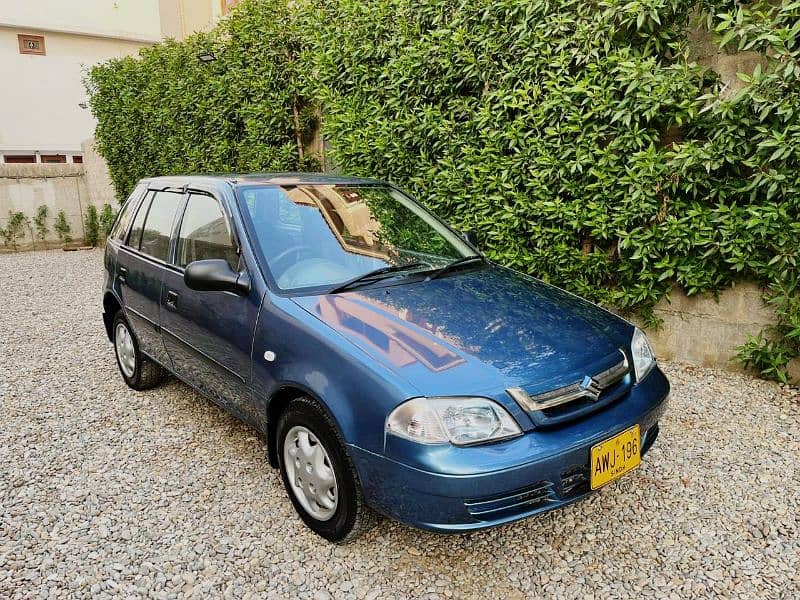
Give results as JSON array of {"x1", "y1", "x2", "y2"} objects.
[
  {"x1": 328, "y1": 262, "x2": 427, "y2": 294},
  {"x1": 426, "y1": 255, "x2": 485, "y2": 281}
]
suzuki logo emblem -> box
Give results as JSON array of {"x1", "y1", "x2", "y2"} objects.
[{"x1": 580, "y1": 375, "x2": 603, "y2": 401}]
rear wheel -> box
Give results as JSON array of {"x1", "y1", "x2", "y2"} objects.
[
  {"x1": 112, "y1": 311, "x2": 165, "y2": 390},
  {"x1": 277, "y1": 396, "x2": 380, "y2": 543}
]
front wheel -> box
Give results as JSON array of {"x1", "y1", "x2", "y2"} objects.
[
  {"x1": 112, "y1": 311, "x2": 166, "y2": 390},
  {"x1": 277, "y1": 397, "x2": 379, "y2": 543}
]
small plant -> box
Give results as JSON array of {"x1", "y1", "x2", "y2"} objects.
[
  {"x1": 99, "y1": 203, "x2": 117, "y2": 240},
  {"x1": 84, "y1": 205, "x2": 100, "y2": 247},
  {"x1": 736, "y1": 332, "x2": 794, "y2": 384},
  {"x1": 54, "y1": 210, "x2": 72, "y2": 244},
  {"x1": 33, "y1": 205, "x2": 49, "y2": 248},
  {"x1": 1, "y1": 211, "x2": 29, "y2": 252}
]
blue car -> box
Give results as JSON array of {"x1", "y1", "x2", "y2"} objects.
[{"x1": 102, "y1": 174, "x2": 669, "y2": 542}]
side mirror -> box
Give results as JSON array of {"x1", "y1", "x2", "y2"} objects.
[
  {"x1": 184, "y1": 259, "x2": 250, "y2": 295},
  {"x1": 460, "y1": 230, "x2": 479, "y2": 247}
]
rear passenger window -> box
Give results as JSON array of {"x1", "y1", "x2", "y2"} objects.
[
  {"x1": 139, "y1": 191, "x2": 181, "y2": 261},
  {"x1": 110, "y1": 184, "x2": 144, "y2": 241},
  {"x1": 176, "y1": 194, "x2": 238, "y2": 270},
  {"x1": 127, "y1": 191, "x2": 152, "y2": 249}
]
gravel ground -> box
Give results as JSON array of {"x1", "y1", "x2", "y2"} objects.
[{"x1": 1, "y1": 249, "x2": 799, "y2": 600}]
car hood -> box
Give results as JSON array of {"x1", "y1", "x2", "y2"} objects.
[{"x1": 291, "y1": 266, "x2": 633, "y2": 398}]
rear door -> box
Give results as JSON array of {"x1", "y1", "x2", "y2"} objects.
[
  {"x1": 116, "y1": 189, "x2": 183, "y2": 366},
  {"x1": 159, "y1": 191, "x2": 261, "y2": 425}
]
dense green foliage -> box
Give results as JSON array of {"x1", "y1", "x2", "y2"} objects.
[
  {"x1": 87, "y1": 0, "x2": 799, "y2": 379},
  {"x1": 702, "y1": 0, "x2": 800, "y2": 381}
]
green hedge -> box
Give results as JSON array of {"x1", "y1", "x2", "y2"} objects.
[{"x1": 87, "y1": 0, "x2": 800, "y2": 380}]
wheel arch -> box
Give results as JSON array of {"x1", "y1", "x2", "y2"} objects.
[
  {"x1": 103, "y1": 292, "x2": 122, "y2": 341},
  {"x1": 265, "y1": 384, "x2": 346, "y2": 468}
]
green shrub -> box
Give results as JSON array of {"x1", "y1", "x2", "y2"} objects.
[
  {"x1": 86, "y1": 0, "x2": 800, "y2": 380},
  {"x1": 54, "y1": 210, "x2": 72, "y2": 244},
  {"x1": 1, "y1": 211, "x2": 28, "y2": 252},
  {"x1": 99, "y1": 203, "x2": 117, "y2": 239},
  {"x1": 308, "y1": 0, "x2": 800, "y2": 379},
  {"x1": 33, "y1": 205, "x2": 49, "y2": 245},
  {"x1": 84, "y1": 205, "x2": 100, "y2": 247}
]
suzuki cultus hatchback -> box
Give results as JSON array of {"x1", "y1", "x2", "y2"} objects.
[{"x1": 103, "y1": 174, "x2": 669, "y2": 542}]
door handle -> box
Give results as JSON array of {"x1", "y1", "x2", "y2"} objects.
[
  {"x1": 118, "y1": 266, "x2": 127, "y2": 283},
  {"x1": 165, "y1": 290, "x2": 179, "y2": 310}
]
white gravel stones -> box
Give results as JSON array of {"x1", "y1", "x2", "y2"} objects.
[{"x1": 1, "y1": 249, "x2": 799, "y2": 599}]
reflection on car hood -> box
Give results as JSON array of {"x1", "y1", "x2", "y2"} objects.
[{"x1": 291, "y1": 266, "x2": 632, "y2": 396}]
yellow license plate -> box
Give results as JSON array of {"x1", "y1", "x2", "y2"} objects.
[{"x1": 590, "y1": 425, "x2": 641, "y2": 490}]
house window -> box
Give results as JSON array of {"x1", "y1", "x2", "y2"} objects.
[
  {"x1": 220, "y1": 0, "x2": 241, "y2": 14},
  {"x1": 3, "y1": 155, "x2": 36, "y2": 163},
  {"x1": 72, "y1": 155, "x2": 83, "y2": 164},
  {"x1": 18, "y1": 34, "x2": 45, "y2": 56},
  {"x1": 41, "y1": 154, "x2": 66, "y2": 163}
]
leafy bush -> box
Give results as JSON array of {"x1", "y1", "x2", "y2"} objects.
[
  {"x1": 307, "y1": 0, "x2": 799, "y2": 379},
  {"x1": 86, "y1": 0, "x2": 800, "y2": 379},
  {"x1": 100, "y1": 203, "x2": 117, "y2": 239},
  {"x1": 54, "y1": 210, "x2": 72, "y2": 244},
  {"x1": 1, "y1": 211, "x2": 29, "y2": 252},
  {"x1": 33, "y1": 205, "x2": 49, "y2": 245},
  {"x1": 84, "y1": 205, "x2": 100, "y2": 247},
  {"x1": 696, "y1": 0, "x2": 800, "y2": 382}
]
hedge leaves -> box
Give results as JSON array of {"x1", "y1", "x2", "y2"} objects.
[{"x1": 87, "y1": 0, "x2": 800, "y2": 380}]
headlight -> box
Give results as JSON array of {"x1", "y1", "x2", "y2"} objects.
[
  {"x1": 386, "y1": 397, "x2": 522, "y2": 446},
  {"x1": 631, "y1": 327, "x2": 656, "y2": 381}
]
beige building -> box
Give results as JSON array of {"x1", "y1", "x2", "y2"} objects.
[
  {"x1": 0, "y1": 0, "x2": 240, "y2": 164},
  {"x1": 160, "y1": 0, "x2": 242, "y2": 40}
]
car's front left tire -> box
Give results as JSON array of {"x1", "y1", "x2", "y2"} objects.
[
  {"x1": 276, "y1": 396, "x2": 380, "y2": 543},
  {"x1": 112, "y1": 311, "x2": 166, "y2": 391}
]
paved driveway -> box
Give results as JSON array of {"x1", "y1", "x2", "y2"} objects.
[{"x1": 1, "y1": 249, "x2": 798, "y2": 599}]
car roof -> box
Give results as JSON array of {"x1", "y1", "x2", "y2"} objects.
[{"x1": 139, "y1": 172, "x2": 387, "y2": 188}]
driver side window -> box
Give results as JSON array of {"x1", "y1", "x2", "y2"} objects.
[{"x1": 176, "y1": 194, "x2": 238, "y2": 271}]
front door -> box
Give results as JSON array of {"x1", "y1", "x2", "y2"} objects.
[
  {"x1": 116, "y1": 190, "x2": 181, "y2": 367},
  {"x1": 159, "y1": 193, "x2": 261, "y2": 425}
]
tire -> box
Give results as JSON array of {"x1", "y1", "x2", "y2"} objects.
[
  {"x1": 277, "y1": 396, "x2": 380, "y2": 543},
  {"x1": 112, "y1": 310, "x2": 166, "y2": 391}
]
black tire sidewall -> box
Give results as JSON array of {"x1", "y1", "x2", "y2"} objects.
[
  {"x1": 277, "y1": 400, "x2": 360, "y2": 542},
  {"x1": 112, "y1": 311, "x2": 142, "y2": 387}
]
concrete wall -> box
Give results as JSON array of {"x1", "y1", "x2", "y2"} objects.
[
  {"x1": 81, "y1": 138, "x2": 118, "y2": 206},
  {"x1": 0, "y1": 164, "x2": 93, "y2": 248},
  {"x1": 159, "y1": 0, "x2": 184, "y2": 40},
  {"x1": 180, "y1": 0, "x2": 218, "y2": 37},
  {"x1": 636, "y1": 284, "x2": 799, "y2": 384},
  {"x1": 158, "y1": 0, "x2": 226, "y2": 40},
  {"x1": 0, "y1": 139, "x2": 118, "y2": 249},
  {"x1": 689, "y1": 25, "x2": 766, "y2": 99}
]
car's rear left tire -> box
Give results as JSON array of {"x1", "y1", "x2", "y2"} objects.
[
  {"x1": 112, "y1": 311, "x2": 166, "y2": 391},
  {"x1": 276, "y1": 396, "x2": 380, "y2": 543}
]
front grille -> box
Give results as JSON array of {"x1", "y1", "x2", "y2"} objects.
[{"x1": 507, "y1": 349, "x2": 632, "y2": 426}]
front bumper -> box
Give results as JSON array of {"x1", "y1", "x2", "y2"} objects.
[{"x1": 350, "y1": 366, "x2": 670, "y2": 532}]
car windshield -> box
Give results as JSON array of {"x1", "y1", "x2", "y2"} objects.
[{"x1": 237, "y1": 184, "x2": 479, "y2": 293}]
